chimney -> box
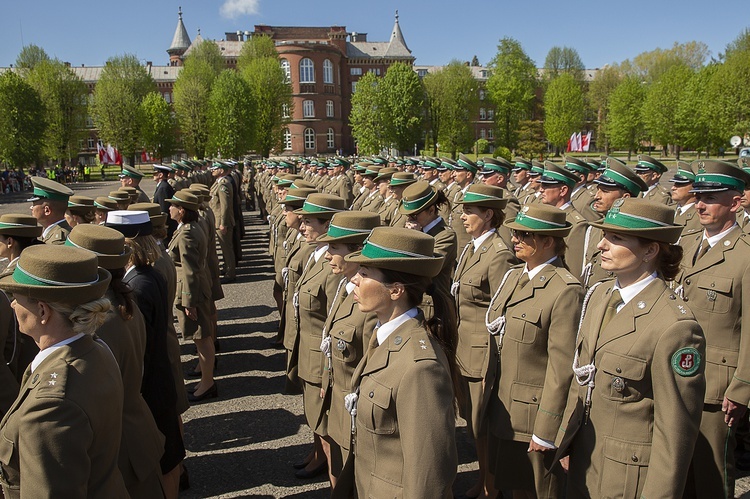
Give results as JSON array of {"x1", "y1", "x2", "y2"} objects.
[
  {"x1": 146, "y1": 61, "x2": 152, "y2": 73},
  {"x1": 64, "y1": 62, "x2": 71, "y2": 67},
  {"x1": 236, "y1": 30, "x2": 243, "y2": 41}
]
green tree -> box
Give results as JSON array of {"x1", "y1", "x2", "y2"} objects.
[
  {"x1": 607, "y1": 77, "x2": 646, "y2": 159},
  {"x1": 474, "y1": 138, "x2": 489, "y2": 154},
  {"x1": 423, "y1": 61, "x2": 479, "y2": 157},
  {"x1": 677, "y1": 64, "x2": 721, "y2": 156},
  {"x1": 0, "y1": 71, "x2": 47, "y2": 168},
  {"x1": 704, "y1": 53, "x2": 750, "y2": 149},
  {"x1": 516, "y1": 120, "x2": 546, "y2": 160},
  {"x1": 349, "y1": 72, "x2": 384, "y2": 155},
  {"x1": 588, "y1": 66, "x2": 622, "y2": 153},
  {"x1": 641, "y1": 64, "x2": 693, "y2": 157},
  {"x1": 241, "y1": 57, "x2": 292, "y2": 157},
  {"x1": 723, "y1": 28, "x2": 750, "y2": 61},
  {"x1": 140, "y1": 91, "x2": 177, "y2": 161},
  {"x1": 207, "y1": 70, "x2": 254, "y2": 158},
  {"x1": 237, "y1": 35, "x2": 278, "y2": 69},
  {"x1": 379, "y1": 62, "x2": 424, "y2": 153},
  {"x1": 173, "y1": 41, "x2": 224, "y2": 158},
  {"x1": 543, "y1": 46, "x2": 585, "y2": 83},
  {"x1": 618, "y1": 41, "x2": 708, "y2": 83},
  {"x1": 26, "y1": 59, "x2": 88, "y2": 165},
  {"x1": 14, "y1": 44, "x2": 50, "y2": 72},
  {"x1": 486, "y1": 37, "x2": 537, "y2": 150},
  {"x1": 89, "y1": 54, "x2": 155, "y2": 165},
  {"x1": 544, "y1": 73, "x2": 584, "y2": 153}
]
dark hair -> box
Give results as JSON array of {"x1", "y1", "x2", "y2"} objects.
[
  {"x1": 108, "y1": 267, "x2": 134, "y2": 321},
  {"x1": 181, "y1": 208, "x2": 199, "y2": 223},
  {"x1": 478, "y1": 206, "x2": 505, "y2": 229},
  {"x1": 651, "y1": 240, "x2": 683, "y2": 281},
  {"x1": 378, "y1": 267, "x2": 462, "y2": 407},
  {"x1": 3, "y1": 235, "x2": 42, "y2": 251},
  {"x1": 151, "y1": 224, "x2": 167, "y2": 241},
  {"x1": 417, "y1": 190, "x2": 449, "y2": 217}
]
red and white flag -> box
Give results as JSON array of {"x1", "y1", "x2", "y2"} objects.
[{"x1": 582, "y1": 131, "x2": 592, "y2": 152}]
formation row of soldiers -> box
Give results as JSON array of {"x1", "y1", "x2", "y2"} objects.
[{"x1": 256, "y1": 152, "x2": 750, "y2": 498}]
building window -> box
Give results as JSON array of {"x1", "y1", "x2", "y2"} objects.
[
  {"x1": 350, "y1": 67, "x2": 362, "y2": 76},
  {"x1": 327, "y1": 128, "x2": 335, "y2": 149},
  {"x1": 417, "y1": 69, "x2": 428, "y2": 78},
  {"x1": 368, "y1": 68, "x2": 381, "y2": 75},
  {"x1": 479, "y1": 89, "x2": 486, "y2": 100},
  {"x1": 87, "y1": 137, "x2": 95, "y2": 149},
  {"x1": 163, "y1": 92, "x2": 171, "y2": 103},
  {"x1": 351, "y1": 82, "x2": 357, "y2": 93},
  {"x1": 326, "y1": 100, "x2": 334, "y2": 118},
  {"x1": 488, "y1": 109, "x2": 494, "y2": 120},
  {"x1": 323, "y1": 59, "x2": 334, "y2": 84},
  {"x1": 303, "y1": 100, "x2": 315, "y2": 118},
  {"x1": 282, "y1": 104, "x2": 290, "y2": 119},
  {"x1": 283, "y1": 128, "x2": 292, "y2": 150},
  {"x1": 300, "y1": 58, "x2": 315, "y2": 83},
  {"x1": 479, "y1": 108, "x2": 486, "y2": 120},
  {"x1": 480, "y1": 129, "x2": 486, "y2": 139},
  {"x1": 280, "y1": 59, "x2": 291, "y2": 82},
  {"x1": 488, "y1": 129, "x2": 494, "y2": 140},
  {"x1": 85, "y1": 116, "x2": 94, "y2": 128},
  {"x1": 304, "y1": 128, "x2": 316, "y2": 150}
]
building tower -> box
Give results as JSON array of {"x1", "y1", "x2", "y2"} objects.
[{"x1": 167, "y1": 7, "x2": 191, "y2": 66}]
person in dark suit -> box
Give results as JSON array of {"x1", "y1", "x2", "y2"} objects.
[{"x1": 152, "y1": 164, "x2": 177, "y2": 241}]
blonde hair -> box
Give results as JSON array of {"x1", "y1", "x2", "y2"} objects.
[{"x1": 47, "y1": 297, "x2": 112, "y2": 335}]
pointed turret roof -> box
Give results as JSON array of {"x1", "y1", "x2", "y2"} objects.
[
  {"x1": 385, "y1": 10, "x2": 411, "y2": 58},
  {"x1": 168, "y1": 7, "x2": 191, "y2": 55}
]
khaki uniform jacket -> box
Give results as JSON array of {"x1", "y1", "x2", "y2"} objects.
[
  {"x1": 196, "y1": 209, "x2": 224, "y2": 302},
  {"x1": 427, "y1": 219, "x2": 458, "y2": 297},
  {"x1": 641, "y1": 183, "x2": 674, "y2": 206},
  {"x1": 267, "y1": 204, "x2": 284, "y2": 258},
  {"x1": 350, "y1": 187, "x2": 369, "y2": 211},
  {"x1": 0, "y1": 293, "x2": 19, "y2": 416},
  {"x1": 41, "y1": 220, "x2": 72, "y2": 245},
  {"x1": 443, "y1": 182, "x2": 461, "y2": 225},
  {"x1": 675, "y1": 204, "x2": 702, "y2": 239},
  {"x1": 294, "y1": 252, "x2": 339, "y2": 386},
  {"x1": 210, "y1": 176, "x2": 235, "y2": 229},
  {"x1": 282, "y1": 238, "x2": 315, "y2": 351},
  {"x1": 135, "y1": 187, "x2": 150, "y2": 203},
  {"x1": 96, "y1": 295, "x2": 164, "y2": 497},
  {"x1": 571, "y1": 185, "x2": 599, "y2": 223},
  {"x1": 168, "y1": 222, "x2": 210, "y2": 309},
  {"x1": 678, "y1": 226, "x2": 750, "y2": 405},
  {"x1": 329, "y1": 175, "x2": 354, "y2": 208},
  {"x1": 581, "y1": 225, "x2": 617, "y2": 288},
  {"x1": 556, "y1": 279, "x2": 705, "y2": 499},
  {"x1": 359, "y1": 191, "x2": 384, "y2": 215},
  {"x1": 484, "y1": 260, "x2": 583, "y2": 443},
  {"x1": 454, "y1": 231, "x2": 516, "y2": 378},
  {"x1": 0, "y1": 334, "x2": 128, "y2": 498},
  {"x1": 377, "y1": 196, "x2": 399, "y2": 226},
  {"x1": 321, "y1": 284, "x2": 377, "y2": 451},
  {"x1": 352, "y1": 315, "x2": 457, "y2": 498},
  {"x1": 449, "y1": 187, "x2": 472, "y2": 253},
  {"x1": 562, "y1": 204, "x2": 589, "y2": 281}
]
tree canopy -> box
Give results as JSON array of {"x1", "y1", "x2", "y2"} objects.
[
  {"x1": 544, "y1": 73, "x2": 584, "y2": 151},
  {"x1": 242, "y1": 57, "x2": 292, "y2": 157},
  {"x1": 0, "y1": 71, "x2": 47, "y2": 168},
  {"x1": 349, "y1": 72, "x2": 383, "y2": 155},
  {"x1": 140, "y1": 91, "x2": 177, "y2": 161},
  {"x1": 607, "y1": 77, "x2": 646, "y2": 159},
  {"x1": 207, "y1": 70, "x2": 255, "y2": 158}
]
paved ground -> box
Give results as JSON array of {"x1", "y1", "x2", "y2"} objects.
[{"x1": 0, "y1": 178, "x2": 749, "y2": 498}]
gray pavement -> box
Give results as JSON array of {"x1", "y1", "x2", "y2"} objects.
[{"x1": 1, "y1": 178, "x2": 748, "y2": 498}]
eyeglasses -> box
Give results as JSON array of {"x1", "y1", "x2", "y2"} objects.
[{"x1": 511, "y1": 229, "x2": 533, "y2": 241}]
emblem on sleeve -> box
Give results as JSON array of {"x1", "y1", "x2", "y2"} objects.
[{"x1": 671, "y1": 347, "x2": 701, "y2": 377}]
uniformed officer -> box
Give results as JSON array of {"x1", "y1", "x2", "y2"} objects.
[
  {"x1": 64, "y1": 195, "x2": 95, "y2": 227},
  {"x1": 484, "y1": 204, "x2": 582, "y2": 498},
  {"x1": 512, "y1": 158, "x2": 535, "y2": 200},
  {"x1": 479, "y1": 157, "x2": 521, "y2": 221},
  {"x1": 539, "y1": 161, "x2": 589, "y2": 280},
  {"x1": 94, "y1": 197, "x2": 117, "y2": 225},
  {"x1": 357, "y1": 166, "x2": 385, "y2": 215},
  {"x1": 28, "y1": 177, "x2": 74, "y2": 245},
  {"x1": 669, "y1": 161, "x2": 702, "y2": 238},
  {"x1": 520, "y1": 161, "x2": 545, "y2": 205},
  {"x1": 635, "y1": 154, "x2": 674, "y2": 205},
  {"x1": 452, "y1": 183, "x2": 517, "y2": 498},
  {"x1": 556, "y1": 198, "x2": 705, "y2": 498},
  {"x1": 108, "y1": 190, "x2": 131, "y2": 210},
  {"x1": 326, "y1": 159, "x2": 354, "y2": 207},
  {"x1": 385, "y1": 172, "x2": 417, "y2": 228},
  {"x1": 0, "y1": 245, "x2": 128, "y2": 498},
  {"x1": 152, "y1": 164, "x2": 177, "y2": 240},
  {"x1": 119, "y1": 165, "x2": 150, "y2": 203},
  {"x1": 677, "y1": 160, "x2": 750, "y2": 498},
  {"x1": 565, "y1": 156, "x2": 599, "y2": 222},
  {"x1": 210, "y1": 162, "x2": 236, "y2": 283},
  {"x1": 372, "y1": 168, "x2": 398, "y2": 225},
  {"x1": 448, "y1": 154, "x2": 479, "y2": 252},
  {"x1": 334, "y1": 227, "x2": 458, "y2": 499}
]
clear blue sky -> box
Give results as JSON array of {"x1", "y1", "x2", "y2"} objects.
[{"x1": 1, "y1": 0, "x2": 748, "y2": 68}]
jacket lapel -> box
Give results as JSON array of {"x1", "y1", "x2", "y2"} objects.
[
  {"x1": 683, "y1": 226, "x2": 740, "y2": 278},
  {"x1": 595, "y1": 280, "x2": 664, "y2": 351}
]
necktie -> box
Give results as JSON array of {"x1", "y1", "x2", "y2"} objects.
[
  {"x1": 600, "y1": 289, "x2": 622, "y2": 331},
  {"x1": 516, "y1": 272, "x2": 530, "y2": 291},
  {"x1": 365, "y1": 327, "x2": 380, "y2": 362},
  {"x1": 693, "y1": 239, "x2": 710, "y2": 265}
]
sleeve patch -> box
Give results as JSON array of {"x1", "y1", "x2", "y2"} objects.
[{"x1": 672, "y1": 347, "x2": 701, "y2": 377}]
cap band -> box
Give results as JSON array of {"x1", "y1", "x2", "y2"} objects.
[
  {"x1": 12, "y1": 263, "x2": 99, "y2": 287},
  {"x1": 401, "y1": 191, "x2": 436, "y2": 211},
  {"x1": 600, "y1": 168, "x2": 643, "y2": 195},
  {"x1": 602, "y1": 209, "x2": 670, "y2": 229},
  {"x1": 694, "y1": 172, "x2": 746, "y2": 191},
  {"x1": 675, "y1": 168, "x2": 696, "y2": 181},
  {"x1": 541, "y1": 170, "x2": 576, "y2": 187},
  {"x1": 636, "y1": 160, "x2": 661, "y2": 172},
  {"x1": 514, "y1": 162, "x2": 531, "y2": 170},
  {"x1": 456, "y1": 158, "x2": 477, "y2": 173},
  {"x1": 32, "y1": 187, "x2": 68, "y2": 202},
  {"x1": 0, "y1": 222, "x2": 34, "y2": 230},
  {"x1": 94, "y1": 201, "x2": 113, "y2": 210},
  {"x1": 300, "y1": 200, "x2": 342, "y2": 214},
  {"x1": 462, "y1": 191, "x2": 503, "y2": 203},
  {"x1": 566, "y1": 161, "x2": 588, "y2": 174},
  {"x1": 360, "y1": 240, "x2": 428, "y2": 260},
  {"x1": 120, "y1": 169, "x2": 142, "y2": 179},
  {"x1": 389, "y1": 177, "x2": 415, "y2": 186},
  {"x1": 513, "y1": 211, "x2": 568, "y2": 230},
  {"x1": 325, "y1": 224, "x2": 372, "y2": 239},
  {"x1": 64, "y1": 238, "x2": 127, "y2": 258}
]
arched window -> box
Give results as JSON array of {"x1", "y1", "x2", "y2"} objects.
[
  {"x1": 283, "y1": 129, "x2": 292, "y2": 150},
  {"x1": 299, "y1": 58, "x2": 315, "y2": 83},
  {"x1": 304, "y1": 128, "x2": 316, "y2": 150},
  {"x1": 280, "y1": 59, "x2": 291, "y2": 82},
  {"x1": 327, "y1": 128, "x2": 335, "y2": 149},
  {"x1": 323, "y1": 59, "x2": 334, "y2": 84}
]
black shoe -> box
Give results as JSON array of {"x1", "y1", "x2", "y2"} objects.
[
  {"x1": 179, "y1": 466, "x2": 190, "y2": 491},
  {"x1": 294, "y1": 460, "x2": 327, "y2": 479},
  {"x1": 188, "y1": 383, "x2": 218, "y2": 402},
  {"x1": 292, "y1": 459, "x2": 311, "y2": 470}
]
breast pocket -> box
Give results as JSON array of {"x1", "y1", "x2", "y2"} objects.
[
  {"x1": 357, "y1": 377, "x2": 396, "y2": 435},
  {"x1": 506, "y1": 307, "x2": 542, "y2": 344},
  {"x1": 300, "y1": 282, "x2": 323, "y2": 313},
  {"x1": 331, "y1": 325, "x2": 359, "y2": 365},
  {"x1": 692, "y1": 274, "x2": 733, "y2": 314},
  {"x1": 0, "y1": 434, "x2": 19, "y2": 491},
  {"x1": 599, "y1": 352, "x2": 648, "y2": 402},
  {"x1": 461, "y1": 273, "x2": 488, "y2": 303}
]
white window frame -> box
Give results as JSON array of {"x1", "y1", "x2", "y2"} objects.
[
  {"x1": 283, "y1": 129, "x2": 292, "y2": 150},
  {"x1": 350, "y1": 67, "x2": 362, "y2": 76},
  {"x1": 323, "y1": 59, "x2": 334, "y2": 84},
  {"x1": 280, "y1": 59, "x2": 291, "y2": 82},
  {"x1": 327, "y1": 128, "x2": 335, "y2": 149},
  {"x1": 300, "y1": 58, "x2": 315, "y2": 83},
  {"x1": 304, "y1": 128, "x2": 316, "y2": 150},
  {"x1": 303, "y1": 100, "x2": 315, "y2": 118},
  {"x1": 326, "y1": 100, "x2": 334, "y2": 118},
  {"x1": 282, "y1": 104, "x2": 290, "y2": 119}
]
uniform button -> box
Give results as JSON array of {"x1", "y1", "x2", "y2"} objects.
[
  {"x1": 631, "y1": 454, "x2": 638, "y2": 463},
  {"x1": 616, "y1": 367, "x2": 622, "y2": 373},
  {"x1": 468, "y1": 279, "x2": 473, "y2": 283},
  {"x1": 684, "y1": 297, "x2": 689, "y2": 302},
  {"x1": 532, "y1": 396, "x2": 538, "y2": 402},
  {"x1": 369, "y1": 391, "x2": 374, "y2": 398},
  {"x1": 711, "y1": 282, "x2": 715, "y2": 287},
  {"x1": 722, "y1": 358, "x2": 727, "y2": 364},
  {"x1": 521, "y1": 313, "x2": 526, "y2": 318},
  {"x1": 685, "y1": 279, "x2": 691, "y2": 285}
]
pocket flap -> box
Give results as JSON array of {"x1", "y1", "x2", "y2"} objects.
[
  {"x1": 301, "y1": 282, "x2": 322, "y2": 297},
  {"x1": 332, "y1": 324, "x2": 356, "y2": 342},
  {"x1": 0, "y1": 436, "x2": 13, "y2": 466},
  {"x1": 697, "y1": 274, "x2": 732, "y2": 294},
  {"x1": 364, "y1": 377, "x2": 392, "y2": 410},
  {"x1": 603, "y1": 436, "x2": 650, "y2": 466},
  {"x1": 511, "y1": 307, "x2": 542, "y2": 324},
  {"x1": 461, "y1": 273, "x2": 484, "y2": 288},
  {"x1": 510, "y1": 382, "x2": 543, "y2": 403},
  {"x1": 706, "y1": 345, "x2": 738, "y2": 368},
  {"x1": 599, "y1": 352, "x2": 647, "y2": 380}
]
